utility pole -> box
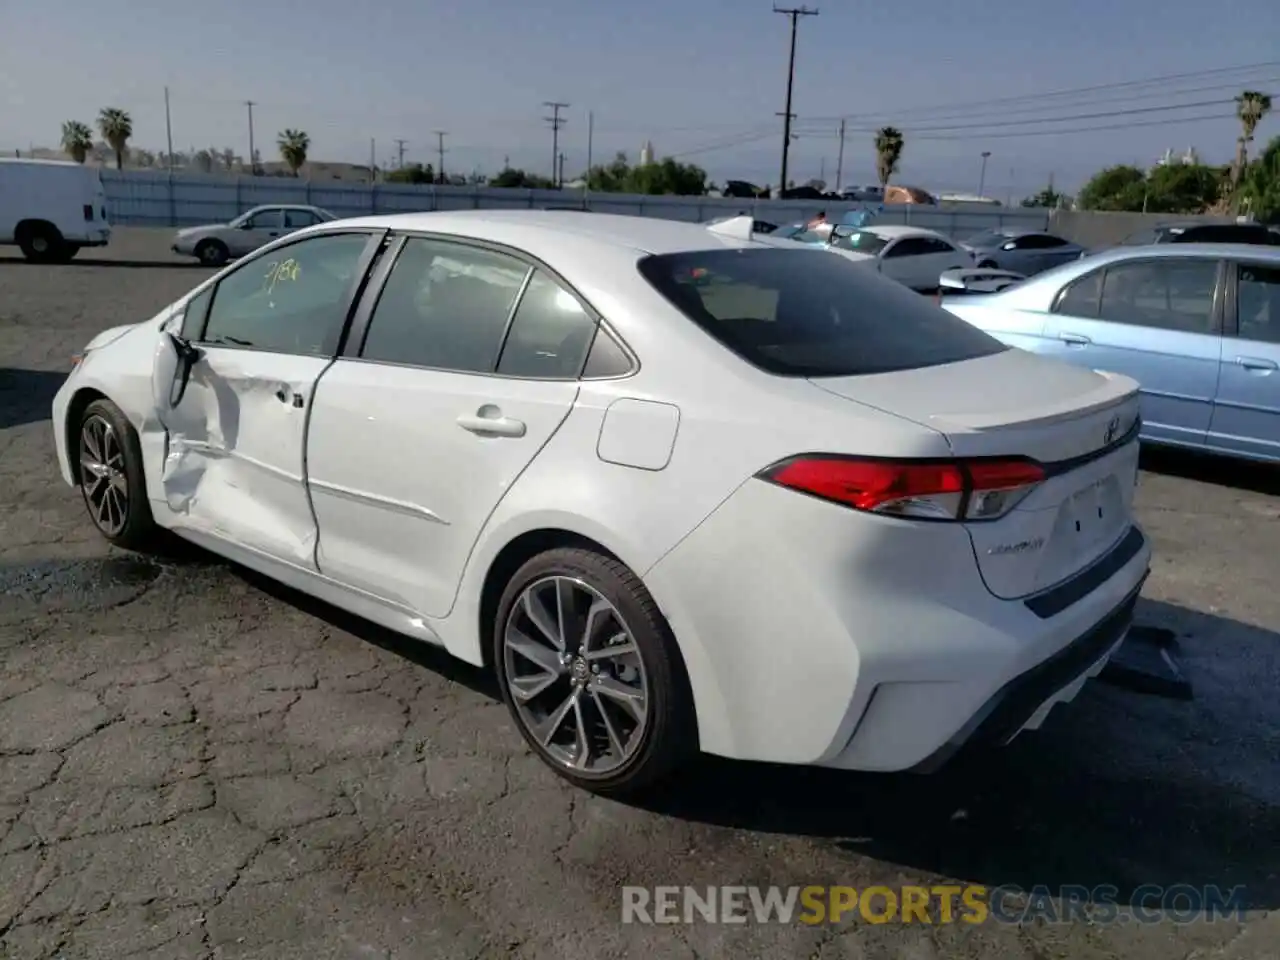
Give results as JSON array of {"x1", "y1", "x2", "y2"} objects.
[
  {"x1": 369, "y1": 138, "x2": 376, "y2": 182},
  {"x1": 394, "y1": 139, "x2": 407, "y2": 169},
  {"x1": 544, "y1": 101, "x2": 569, "y2": 187},
  {"x1": 244, "y1": 100, "x2": 257, "y2": 175},
  {"x1": 834, "y1": 118, "x2": 846, "y2": 193},
  {"x1": 773, "y1": 5, "x2": 818, "y2": 197},
  {"x1": 558, "y1": 152, "x2": 566, "y2": 188},
  {"x1": 163, "y1": 86, "x2": 175, "y2": 170},
  {"x1": 433, "y1": 131, "x2": 447, "y2": 184},
  {"x1": 585, "y1": 111, "x2": 594, "y2": 204},
  {"x1": 978, "y1": 150, "x2": 991, "y2": 197}
]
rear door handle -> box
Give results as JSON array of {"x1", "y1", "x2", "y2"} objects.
[
  {"x1": 1058, "y1": 332, "x2": 1092, "y2": 346},
  {"x1": 457, "y1": 411, "x2": 526, "y2": 438},
  {"x1": 1235, "y1": 356, "x2": 1278, "y2": 372}
]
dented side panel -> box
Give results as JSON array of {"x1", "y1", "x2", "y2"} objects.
[{"x1": 156, "y1": 345, "x2": 331, "y2": 569}]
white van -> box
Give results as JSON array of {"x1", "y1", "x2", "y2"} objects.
[{"x1": 0, "y1": 158, "x2": 112, "y2": 262}]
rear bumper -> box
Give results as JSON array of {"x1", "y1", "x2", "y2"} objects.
[
  {"x1": 910, "y1": 569, "x2": 1145, "y2": 772},
  {"x1": 642, "y1": 477, "x2": 1152, "y2": 771}
]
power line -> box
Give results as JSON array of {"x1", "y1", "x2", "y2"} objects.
[
  {"x1": 773, "y1": 5, "x2": 818, "y2": 192},
  {"x1": 816, "y1": 59, "x2": 1280, "y2": 123},
  {"x1": 543, "y1": 101, "x2": 569, "y2": 187},
  {"x1": 906, "y1": 112, "x2": 1233, "y2": 142},
  {"x1": 797, "y1": 96, "x2": 1239, "y2": 136}
]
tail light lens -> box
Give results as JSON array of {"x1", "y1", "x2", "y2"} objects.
[{"x1": 759, "y1": 456, "x2": 1045, "y2": 522}]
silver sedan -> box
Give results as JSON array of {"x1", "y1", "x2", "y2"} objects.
[{"x1": 171, "y1": 204, "x2": 337, "y2": 266}]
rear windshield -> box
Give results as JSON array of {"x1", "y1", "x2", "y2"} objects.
[{"x1": 636, "y1": 248, "x2": 1008, "y2": 377}]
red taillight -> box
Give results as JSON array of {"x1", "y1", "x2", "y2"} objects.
[{"x1": 760, "y1": 456, "x2": 1045, "y2": 521}]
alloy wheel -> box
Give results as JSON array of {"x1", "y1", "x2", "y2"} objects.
[
  {"x1": 79, "y1": 414, "x2": 129, "y2": 536},
  {"x1": 502, "y1": 576, "x2": 649, "y2": 775}
]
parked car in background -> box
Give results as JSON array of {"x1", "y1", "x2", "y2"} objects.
[
  {"x1": 0, "y1": 158, "x2": 111, "y2": 262},
  {"x1": 171, "y1": 204, "x2": 338, "y2": 266},
  {"x1": 824, "y1": 224, "x2": 972, "y2": 291},
  {"x1": 961, "y1": 228, "x2": 1086, "y2": 275},
  {"x1": 1119, "y1": 221, "x2": 1280, "y2": 247},
  {"x1": 941, "y1": 243, "x2": 1280, "y2": 463},
  {"x1": 54, "y1": 210, "x2": 1150, "y2": 795}
]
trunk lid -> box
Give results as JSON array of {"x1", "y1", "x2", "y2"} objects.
[{"x1": 809, "y1": 349, "x2": 1142, "y2": 601}]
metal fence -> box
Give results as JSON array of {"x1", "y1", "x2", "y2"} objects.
[{"x1": 99, "y1": 170, "x2": 1051, "y2": 238}]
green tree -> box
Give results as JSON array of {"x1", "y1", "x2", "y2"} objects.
[
  {"x1": 490, "y1": 166, "x2": 556, "y2": 189},
  {"x1": 1231, "y1": 90, "x2": 1273, "y2": 202},
  {"x1": 583, "y1": 152, "x2": 707, "y2": 195},
  {"x1": 96, "y1": 107, "x2": 132, "y2": 170},
  {"x1": 1021, "y1": 184, "x2": 1069, "y2": 208},
  {"x1": 385, "y1": 162, "x2": 437, "y2": 185},
  {"x1": 1077, "y1": 164, "x2": 1148, "y2": 211},
  {"x1": 277, "y1": 129, "x2": 310, "y2": 176},
  {"x1": 873, "y1": 127, "x2": 904, "y2": 187},
  {"x1": 60, "y1": 121, "x2": 93, "y2": 164},
  {"x1": 1142, "y1": 163, "x2": 1225, "y2": 214},
  {"x1": 1239, "y1": 134, "x2": 1280, "y2": 221}
]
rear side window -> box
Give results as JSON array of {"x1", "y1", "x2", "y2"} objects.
[
  {"x1": 1054, "y1": 269, "x2": 1104, "y2": 317},
  {"x1": 496, "y1": 270, "x2": 598, "y2": 379},
  {"x1": 636, "y1": 248, "x2": 1007, "y2": 377}
]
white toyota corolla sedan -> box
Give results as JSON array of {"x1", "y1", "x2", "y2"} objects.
[{"x1": 52, "y1": 210, "x2": 1151, "y2": 795}]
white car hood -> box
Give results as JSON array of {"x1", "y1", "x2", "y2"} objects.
[
  {"x1": 83, "y1": 323, "x2": 140, "y2": 352},
  {"x1": 176, "y1": 224, "x2": 224, "y2": 238}
]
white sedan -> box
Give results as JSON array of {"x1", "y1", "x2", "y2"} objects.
[
  {"x1": 171, "y1": 204, "x2": 338, "y2": 266},
  {"x1": 52, "y1": 211, "x2": 1151, "y2": 795},
  {"x1": 814, "y1": 223, "x2": 974, "y2": 291}
]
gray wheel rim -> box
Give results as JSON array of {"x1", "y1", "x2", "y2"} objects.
[
  {"x1": 32, "y1": 237, "x2": 48, "y2": 253},
  {"x1": 503, "y1": 576, "x2": 649, "y2": 775},
  {"x1": 79, "y1": 415, "x2": 128, "y2": 536}
]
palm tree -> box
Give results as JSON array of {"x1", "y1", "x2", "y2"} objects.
[
  {"x1": 874, "y1": 127, "x2": 905, "y2": 188},
  {"x1": 277, "y1": 129, "x2": 310, "y2": 177},
  {"x1": 60, "y1": 121, "x2": 93, "y2": 164},
  {"x1": 1231, "y1": 90, "x2": 1273, "y2": 203},
  {"x1": 96, "y1": 108, "x2": 133, "y2": 170}
]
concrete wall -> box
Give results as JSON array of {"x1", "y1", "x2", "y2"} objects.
[
  {"x1": 97, "y1": 170, "x2": 1235, "y2": 248},
  {"x1": 1047, "y1": 209, "x2": 1239, "y2": 248},
  {"x1": 99, "y1": 169, "x2": 1049, "y2": 239}
]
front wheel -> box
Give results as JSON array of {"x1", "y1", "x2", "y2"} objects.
[
  {"x1": 493, "y1": 547, "x2": 696, "y2": 796},
  {"x1": 195, "y1": 239, "x2": 230, "y2": 266},
  {"x1": 77, "y1": 399, "x2": 159, "y2": 551}
]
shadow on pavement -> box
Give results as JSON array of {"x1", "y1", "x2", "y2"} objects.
[
  {"x1": 0, "y1": 255, "x2": 206, "y2": 270},
  {"x1": 629, "y1": 597, "x2": 1279, "y2": 910},
  {"x1": 1140, "y1": 445, "x2": 1280, "y2": 497},
  {"x1": 161, "y1": 551, "x2": 1280, "y2": 910},
  {"x1": 0, "y1": 368, "x2": 67, "y2": 429}
]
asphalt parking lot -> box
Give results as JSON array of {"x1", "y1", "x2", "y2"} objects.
[{"x1": 1, "y1": 232, "x2": 1278, "y2": 959}]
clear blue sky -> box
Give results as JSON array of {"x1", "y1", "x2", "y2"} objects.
[{"x1": 4, "y1": 0, "x2": 1278, "y2": 197}]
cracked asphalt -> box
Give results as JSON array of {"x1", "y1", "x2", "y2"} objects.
[{"x1": 1, "y1": 233, "x2": 1278, "y2": 959}]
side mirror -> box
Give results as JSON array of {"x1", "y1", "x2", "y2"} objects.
[
  {"x1": 239, "y1": 221, "x2": 254, "y2": 230},
  {"x1": 165, "y1": 332, "x2": 203, "y2": 407}
]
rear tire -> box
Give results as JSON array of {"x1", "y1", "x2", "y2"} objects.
[
  {"x1": 492, "y1": 547, "x2": 697, "y2": 796},
  {"x1": 195, "y1": 239, "x2": 230, "y2": 266},
  {"x1": 17, "y1": 223, "x2": 65, "y2": 263},
  {"x1": 76, "y1": 399, "x2": 159, "y2": 551}
]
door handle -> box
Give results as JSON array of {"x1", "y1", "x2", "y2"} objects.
[
  {"x1": 1058, "y1": 332, "x2": 1092, "y2": 346},
  {"x1": 1235, "y1": 356, "x2": 1278, "y2": 372},
  {"x1": 457, "y1": 411, "x2": 526, "y2": 438}
]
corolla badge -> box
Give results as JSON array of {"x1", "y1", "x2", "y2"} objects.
[
  {"x1": 987, "y1": 536, "x2": 1046, "y2": 557},
  {"x1": 1104, "y1": 416, "x2": 1121, "y2": 444}
]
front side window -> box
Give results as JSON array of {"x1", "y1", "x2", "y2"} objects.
[
  {"x1": 240, "y1": 208, "x2": 282, "y2": 230},
  {"x1": 200, "y1": 232, "x2": 371, "y2": 355},
  {"x1": 496, "y1": 270, "x2": 598, "y2": 379},
  {"x1": 832, "y1": 230, "x2": 890, "y2": 255},
  {"x1": 360, "y1": 238, "x2": 528, "y2": 373},
  {"x1": 883, "y1": 238, "x2": 931, "y2": 259},
  {"x1": 1053, "y1": 269, "x2": 1104, "y2": 317},
  {"x1": 637, "y1": 248, "x2": 1006, "y2": 377},
  {"x1": 1097, "y1": 259, "x2": 1218, "y2": 334},
  {"x1": 1236, "y1": 263, "x2": 1280, "y2": 345}
]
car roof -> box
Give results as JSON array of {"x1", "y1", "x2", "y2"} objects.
[
  {"x1": 326, "y1": 210, "x2": 766, "y2": 256},
  {"x1": 858, "y1": 224, "x2": 948, "y2": 240}
]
